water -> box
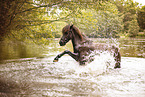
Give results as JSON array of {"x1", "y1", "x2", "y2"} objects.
[{"x1": 0, "y1": 38, "x2": 145, "y2": 97}]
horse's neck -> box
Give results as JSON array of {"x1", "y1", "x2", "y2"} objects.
[
  {"x1": 71, "y1": 32, "x2": 83, "y2": 53},
  {"x1": 71, "y1": 33, "x2": 89, "y2": 53}
]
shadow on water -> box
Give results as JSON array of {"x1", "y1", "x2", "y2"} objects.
[{"x1": 0, "y1": 38, "x2": 145, "y2": 97}]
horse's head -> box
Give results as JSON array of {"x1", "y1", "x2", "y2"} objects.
[{"x1": 59, "y1": 25, "x2": 73, "y2": 46}]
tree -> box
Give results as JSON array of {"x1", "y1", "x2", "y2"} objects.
[
  {"x1": 123, "y1": 0, "x2": 139, "y2": 33},
  {"x1": 95, "y1": 10, "x2": 123, "y2": 38},
  {"x1": 113, "y1": 0, "x2": 140, "y2": 35},
  {"x1": 128, "y1": 19, "x2": 139, "y2": 37},
  {"x1": 0, "y1": 0, "x2": 57, "y2": 39},
  {"x1": 0, "y1": 0, "x2": 127, "y2": 44},
  {"x1": 137, "y1": 5, "x2": 145, "y2": 31},
  {"x1": 0, "y1": 0, "x2": 76, "y2": 43},
  {"x1": 57, "y1": 1, "x2": 123, "y2": 38},
  {"x1": 70, "y1": 2, "x2": 123, "y2": 38}
]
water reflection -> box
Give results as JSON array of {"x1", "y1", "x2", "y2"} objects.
[
  {"x1": 0, "y1": 38, "x2": 144, "y2": 61},
  {"x1": 0, "y1": 41, "x2": 46, "y2": 61},
  {"x1": 119, "y1": 38, "x2": 145, "y2": 58}
]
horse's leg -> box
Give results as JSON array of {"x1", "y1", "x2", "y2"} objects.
[
  {"x1": 53, "y1": 50, "x2": 79, "y2": 62},
  {"x1": 113, "y1": 47, "x2": 121, "y2": 68}
]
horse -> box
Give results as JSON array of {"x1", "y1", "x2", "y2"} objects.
[{"x1": 53, "y1": 24, "x2": 121, "y2": 68}]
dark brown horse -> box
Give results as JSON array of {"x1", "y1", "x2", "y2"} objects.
[{"x1": 53, "y1": 24, "x2": 121, "y2": 68}]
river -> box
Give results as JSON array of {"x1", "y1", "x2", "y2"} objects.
[{"x1": 0, "y1": 38, "x2": 145, "y2": 97}]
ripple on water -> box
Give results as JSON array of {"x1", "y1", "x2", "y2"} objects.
[{"x1": 0, "y1": 53, "x2": 145, "y2": 97}]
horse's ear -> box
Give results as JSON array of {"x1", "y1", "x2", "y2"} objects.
[{"x1": 70, "y1": 25, "x2": 73, "y2": 30}]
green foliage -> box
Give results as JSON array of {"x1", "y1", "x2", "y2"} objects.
[
  {"x1": 128, "y1": 19, "x2": 139, "y2": 37},
  {"x1": 0, "y1": 0, "x2": 144, "y2": 44},
  {"x1": 94, "y1": 11, "x2": 123, "y2": 38},
  {"x1": 65, "y1": 2, "x2": 123, "y2": 38},
  {"x1": 137, "y1": 32, "x2": 145, "y2": 37},
  {"x1": 0, "y1": 0, "x2": 64, "y2": 43},
  {"x1": 114, "y1": 0, "x2": 140, "y2": 34},
  {"x1": 137, "y1": 5, "x2": 145, "y2": 31}
]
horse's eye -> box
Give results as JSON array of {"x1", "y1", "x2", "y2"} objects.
[{"x1": 65, "y1": 32, "x2": 68, "y2": 35}]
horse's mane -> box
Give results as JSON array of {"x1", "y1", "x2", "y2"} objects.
[
  {"x1": 62, "y1": 24, "x2": 84, "y2": 41},
  {"x1": 72, "y1": 25, "x2": 92, "y2": 44},
  {"x1": 72, "y1": 25, "x2": 84, "y2": 41}
]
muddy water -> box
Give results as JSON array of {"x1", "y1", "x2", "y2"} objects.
[{"x1": 0, "y1": 38, "x2": 145, "y2": 97}]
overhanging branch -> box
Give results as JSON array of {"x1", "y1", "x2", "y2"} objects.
[
  {"x1": 21, "y1": 10, "x2": 75, "y2": 26},
  {"x1": 16, "y1": 1, "x2": 63, "y2": 14}
]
